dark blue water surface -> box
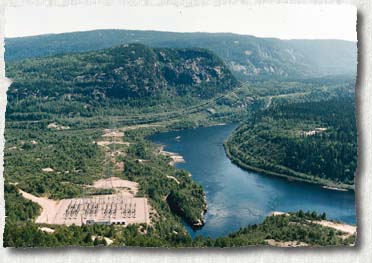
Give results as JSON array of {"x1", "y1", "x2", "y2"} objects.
[{"x1": 149, "y1": 124, "x2": 356, "y2": 238}]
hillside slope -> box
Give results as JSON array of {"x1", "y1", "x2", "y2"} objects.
[
  {"x1": 6, "y1": 43, "x2": 237, "y2": 121},
  {"x1": 225, "y1": 95, "x2": 357, "y2": 189},
  {"x1": 5, "y1": 29, "x2": 357, "y2": 80}
]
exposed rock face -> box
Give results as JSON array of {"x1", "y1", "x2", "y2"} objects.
[
  {"x1": 166, "y1": 190, "x2": 207, "y2": 229},
  {"x1": 7, "y1": 43, "x2": 238, "y2": 102}
]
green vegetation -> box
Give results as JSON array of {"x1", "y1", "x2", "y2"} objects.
[
  {"x1": 5, "y1": 29, "x2": 357, "y2": 80},
  {"x1": 5, "y1": 184, "x2": 40, "y2": 222},
  {"x1": 209, "y1": 211, "x2": 355, "y2": 247},
  {"x1": 4, "y1": 43, "x2": 242, "y2": 246},
  {"x1": 6, "y1": 43, "x2": 237, "y2": 123},
  {"x1": 166, "y1": 189, "x2": 206, "y2": 227},
  {"x1": 3, "y1": 38, "x2": 357, "y2": 247},
  {"x1": 4, "y1": 128, "x2": 104, "y2": 199},
  {"x1": 4, "y1": 210, "x2": 355, "y2": 247},
  {"x1": 122, "y1": 132, "x2": 207, "y2": 228},
  {"x1": 225, "y1": 95, "x2": 357, "y2": 189},
  {"x1": 3, "y1": 124, "x2": 207, "y2": 247}
]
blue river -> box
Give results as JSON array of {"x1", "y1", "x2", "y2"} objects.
[{"x1": 149, "y1": 123, "x2": 356, "y2": 238}]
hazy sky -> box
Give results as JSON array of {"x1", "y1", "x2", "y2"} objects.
[{"x1": 5, "y1": 4, "x2": 357, "y2": 41}]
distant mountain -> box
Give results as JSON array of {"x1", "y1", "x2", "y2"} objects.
[
  {"x1": 5, "y1": 29, "x2": 357, "y2": 80},
  {"x1": 6, "y1": 43, "x2": 237, "y2": 103},
  {"x1": 286, "y1": 39, "x2": 357, "y2": 78}
]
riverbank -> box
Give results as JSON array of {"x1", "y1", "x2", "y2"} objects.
[
  {"x1": 150, "y1": 123, "x2": 355, "y2": 238},
  {"x1": 158, "y1": 146, "x2": 185, "y2": 166},
  {"x1": 224, "y1": 142, "x2": 354, "y2": 191},
  {"x1": 6, "y1": 122, "x2": 356, "y2": 247},
  {"x1": 270, "y1": 211, "x2": 356, "y2": 239}
]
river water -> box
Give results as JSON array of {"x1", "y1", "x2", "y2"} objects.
[{"x1": 149, "y1": 124, "x2": 356, "y2": 238}]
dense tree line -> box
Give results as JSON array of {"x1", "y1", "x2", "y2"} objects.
[
  {"x1": 4, "y1": 210, "x2": 355, "y2": 247},
  {"x1": 226, "y1": 96, "x2": 357, "y2": 187},
  {"x1": 123, "y1": 135, "x2": 207, "y2": 228},
  {"x1": 6, "y1": 43, "x2": 236, "y2": 112}
]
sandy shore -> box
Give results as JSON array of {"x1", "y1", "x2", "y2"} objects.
[
  {"x1": 271, "y1": 211, "x2": 356, "y2": 237},
  {"x1": 267, "y1": 211, "x2": 356, "y2": 246},
  {"x1": 159, "y1": 147, "x2": 185, "y2": 166},
  {"x1": 322, "y1": 185, "x2": 349, "y2": 192},
  {"x1": 313, "y1": 220, "x2": 356, "y2": 237}
]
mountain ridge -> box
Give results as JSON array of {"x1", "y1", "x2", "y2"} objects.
[
  {"x1": 6, "y1": 43, "x2": 238, "y2": 120},
  {"x1": 5, "y1": 29, "x2": 357, "y2": 80}
]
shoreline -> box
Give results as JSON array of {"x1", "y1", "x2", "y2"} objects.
[
  {"x1": 158, "y1": 146, "x2": 185, "y2": 166},
  {"x1": 224, "y1": 143, "x2": 354, "y2": 192},
  {"x1": 321, "y1": 185, "x2": 349, "y2": 192},
  {"x1": 150, "y1": 122, "x2": 353, "y2": 236},
  {"x1": 271, "y1": 211, "x2": 357, "y2": 236}
]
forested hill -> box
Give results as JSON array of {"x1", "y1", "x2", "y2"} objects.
[
  {"x1": 225, "y1": 96, "x2": 357, "y2": 189},
  {"x1": 6, "y1": 43, "x2": 237, "y2": 107},
  {"x1": 5, "y1": 29, "x2": 357, "y2": 80}
]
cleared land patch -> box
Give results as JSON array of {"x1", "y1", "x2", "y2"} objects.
[{"x1": 19, "y1": 177, "x2": 150, "y2": 226}]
